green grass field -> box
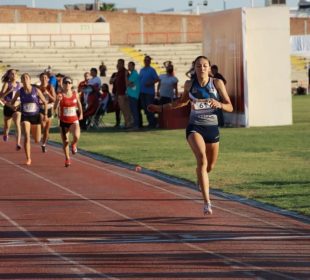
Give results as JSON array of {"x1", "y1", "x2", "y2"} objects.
[{"x1": 2, "y1": 95, "x2": 310, "y2": 216}]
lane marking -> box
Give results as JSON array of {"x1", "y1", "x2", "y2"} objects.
[
  {"x1": 0, "y1": 155, "x2": 302, "y2": 280},
  {"x1": 1, "y1": 234, "x2": 309, "y2": 248},
  {"x1": 50, "y1": 147, "x2": 309, "y2": 235},
  {"x1": 0, "y1": 210, "x2": 119, "y2": 279}
]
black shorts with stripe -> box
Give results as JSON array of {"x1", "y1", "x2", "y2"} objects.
[{"x1": 186, "y1": 124, "x2": 220, "y2": 144}]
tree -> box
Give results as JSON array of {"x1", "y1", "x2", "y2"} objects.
[{"x1": 100, "y1": 3, "x2": 117, "y2": 11}]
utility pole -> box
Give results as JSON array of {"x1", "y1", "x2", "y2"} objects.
[
  {"x1": 32, "y1": 0, "x2": 35, "y2": 8},
  {"x1": 94, "y1": 0, "x2": 100, "y2": 10}
]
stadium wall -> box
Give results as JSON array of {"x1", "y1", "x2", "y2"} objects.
[
  {"x1": 0, "y1": 6, "x2": 308, "y2": 45},
  {"x1": 0, "y1": 6, "x2": 202, "y2": 45}
]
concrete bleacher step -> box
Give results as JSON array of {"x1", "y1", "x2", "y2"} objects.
[{"x1": 0, "y1": 43, "x2": 203, "y2": 89}]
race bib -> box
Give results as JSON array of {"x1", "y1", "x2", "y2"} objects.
[
  {"x1": 23, "y1": 103, "x2": 37, "y2": 113},
  {"x1": 193, "y1": 100, "x2": 211, "y2": 110},
  {"x1": 63, "y1": 107, "x2": 76, "y2": 117}
]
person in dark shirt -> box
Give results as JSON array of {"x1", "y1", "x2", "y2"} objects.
[
  {"x1": 211, "y1": 65, "x2": 226, "y2": 127},
  {"x1": 99, "y1": 61, "x2": 107, "y2": 77},
  {"x1": 211, "y1": 65, "x2": 227, "y2": 85}
]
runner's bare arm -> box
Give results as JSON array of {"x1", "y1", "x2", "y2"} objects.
[
  {"x1": 8, "y1": 90, "x2": 20, "y2": 110},
  {"x1": 47, "y1": 86, "x2": 56, "y2": 103},
  {"x1": 0, "y1": 83, "x2": 12, "y2": 100},
  {"x1": 213, "y1": 79, "x2": 233, "y2": 112},
  {"x1": 37, "y1": 88, "x2": 48, "y2": 116},
  {"x1": 76, "y1": 94, "x2": 83, "y2": 120},
  {"x1": 148, "y1": 80, "x2": 191, "y2": 113}
]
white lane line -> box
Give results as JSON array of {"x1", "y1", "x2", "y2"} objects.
[
  {"x1": 50, "y1": 147, "x2": 308, "y2": 235},
  {"x1": 0, "y1": 155, "x2": 300, "y2": 280},
  {"x1": 1, "y1": 234, "x2": 310, "y2": 248},
  {"x1": 0, "y1": 212, "x2": 118, "y2": 279}
]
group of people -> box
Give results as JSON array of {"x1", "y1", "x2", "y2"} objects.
[
  {"x1": 0, "y1": 68, "x2": 82, "y2": 167},
  {"x1": 0, "y1": 55, "x2": 233, "y2": 216},
  {"x1": 106, "y1": 56, "x2": 179, "y2": 130}
]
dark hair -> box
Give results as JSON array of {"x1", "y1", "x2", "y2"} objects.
[
  {"x1": 101, "y1": 83, "x2": 109, "y2": 91},
  {"x1": 166, "y1": 64, "x2": 174, "y2": 74},
  {"x1": 211, "y1": 65, "x2": 218, "y2": 71},
  {"x1": 1, "y1": 69, "x2": 16, "y2": 83},
  {"x1": 129, "y1": 61, "x2": 135, "y2": 67},
  {"x1": 193, "y1": 55, "x2": 211, "y2": 66},
  {"x1": 39, "y1": 72, "x2": 48, "y2": 78},
  {"x1": 90, "y1": 67, "x2": 97, "y2": 74}
]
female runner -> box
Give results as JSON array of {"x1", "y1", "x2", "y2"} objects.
[
  {"x1": 0, "y1": 69, "x2": 22, "y2": 150},
  {"x1": 37, "y1": 72, "x2": 56, "y2": 152},
  {"x1": 9, "y1": 73, "x2": 47, "y2": 165},
  {"x1": 53, "y1": 77, "x2": 83, "y2": 167},
  {"x1": 148, "y1": 56, "x2": 233, "y2": 215}
]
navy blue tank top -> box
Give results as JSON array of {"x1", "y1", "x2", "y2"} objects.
[{"x1": 189, "y1": 78, "x2": 220, "y2": 126}]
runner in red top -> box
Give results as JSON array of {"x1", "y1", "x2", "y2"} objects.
[{"x1": 54, "y1": 76, "x2": 83, "y2": 167}]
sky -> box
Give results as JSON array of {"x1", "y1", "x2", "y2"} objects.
[{"x1": 0, "y1": 0, "x2": 300, "y2": 13}]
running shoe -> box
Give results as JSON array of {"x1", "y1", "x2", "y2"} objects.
[
  {"x1": 203, "y1": 202, "x2": 213, "y2": 215},
  {"x1": 41, "y1": 145, "x2": 46, "y2": 153},
  {"x1": 65, "y1": 159, "x2": 71, "y2": 167},
  {"x1": 16, "y1": 145, "x2": 21, "y2": 151},
  {"x1": 71, "y1": 143, "x2": 77, "y2": 155},
  {"x1": 3, "y1": 135, "x2": 8, "y2": 142}
]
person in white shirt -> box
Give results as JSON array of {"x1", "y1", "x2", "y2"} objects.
[
  {"x1": 88, "y1": 67, "x2": 102, "y2": 92},
  {"x1": 156, "y1": 63, "x2": 178, "y2": 105}
]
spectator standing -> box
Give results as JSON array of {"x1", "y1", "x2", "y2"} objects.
[
  {"x1": 126, "y1": 61, "x2": 140, "y2": 129},
  {"x1": 115, "y1": 59, "x2": 133, "y2": 129},
  {"x1": 45, "y1": 66, "x2": 58, "y2": 90},
  {"x1": 139, "y1": 55, "x2": 159, "y2": 128},
  {"x1": 109, "y1": 72, "x2": 121, "y2": 127},
  {"x1": 185, "y1": 61, "x2": 195, "y2": 79},
  {"x1": 157, "y1": 63, "x2": 179, "y2": 105},
  {"x1": 211, "y1": 65, "x2": 227, "y2": 85},
  {"x1": 99, "y1": 61, "x2": 107, "y2": 77},
  {"x1": 211, "y1": 64, "x2": 226, "y2": 127},
  {"x1": 55, "y1": 73, "x2": 65, "y2": 94}
]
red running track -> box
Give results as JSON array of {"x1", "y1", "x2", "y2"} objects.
[{"x1": 0, "y1": 140, "x2": 309, "y2": 280}]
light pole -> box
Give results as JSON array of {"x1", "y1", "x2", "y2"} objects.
[
  {"x1": 32, "y1": 0, "x2": 35, "y2": 8},
  {"x1": 188, "y1": 1, "x2": 208, "y2": 15}
]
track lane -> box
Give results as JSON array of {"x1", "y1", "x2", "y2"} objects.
[{"x1": 0, "y1": 141, "x2": 309, "y2": 280}]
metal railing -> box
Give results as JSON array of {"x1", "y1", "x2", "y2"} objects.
[
  {"x1": 0, "y1": 33, "x2": 110, "y2": 48},
  {"x1": 126, "y1": 31, "x2": 202, "y2": 45}
]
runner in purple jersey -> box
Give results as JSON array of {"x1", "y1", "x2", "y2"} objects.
[
  {"x1": 0, "y1": 69, "x2": 22, "y2": 150},
  {"x1": 9, "y1": 73, "x2": 48, "y2": 166}
]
